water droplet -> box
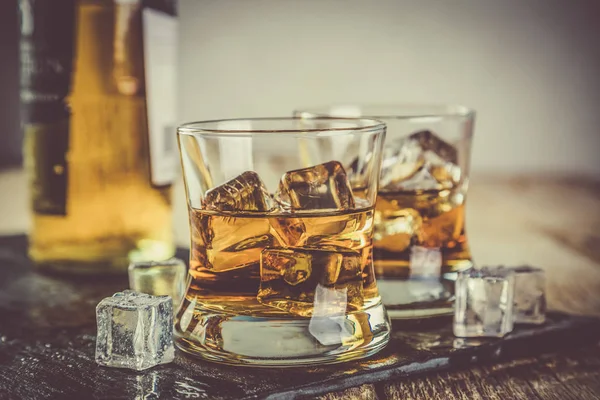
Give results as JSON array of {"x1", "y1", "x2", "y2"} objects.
[
  {"x1": 0, "y1": 336, "x2": 6, "y2": 342},
  {"x1": 45, "y1": 343, "x2": 51, "y2": 348},
  {"x1": 67, "y1": 364, "x2": 72, "y2": 368}
]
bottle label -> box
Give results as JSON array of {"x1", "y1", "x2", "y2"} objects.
[
  {"x1": 19, "y1": 0, "x2": 76, "y2": 215},
  {"x1": 142, "y1": 4, "x2": 178, "y2": 187}
]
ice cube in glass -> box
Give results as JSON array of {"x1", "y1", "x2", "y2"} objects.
[
  {"x1": 257, "y1": 246, "x2": 364, "y2": 316},
  {"x1": 203, "y1": 171, "x2": 273, "y2": 212},
  {"x1": 308, "y1": 284, "x2": 355, "y2": 346},
  {"x1": 192, "y1": 171, "x2": 276, "y2": 273},
  {"x1": 409, "y1": 129, "x2": 458, "y2": 164},
  {"x1": 275, "y1": 161, "x2": 355, "y2": 211},
  {"x1": 380, "y1": 130, "x2": 461, "y2": 192}
]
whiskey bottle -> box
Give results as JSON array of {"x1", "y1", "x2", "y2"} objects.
[{"x1": 20, "y1": 0, "x2": 178, "y2": 274}]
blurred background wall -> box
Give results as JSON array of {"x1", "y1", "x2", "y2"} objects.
[{"x1": 177, "y1": 0, "x2": 600, "y2": 177}]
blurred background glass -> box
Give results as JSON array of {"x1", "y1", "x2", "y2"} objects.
[{"x1": 295, "y1": 105, "x2": 475, "y2": 318}]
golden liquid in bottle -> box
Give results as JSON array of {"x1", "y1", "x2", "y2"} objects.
[{"x1": 26, "y1": 1, "x2": 174, "y2": 273}]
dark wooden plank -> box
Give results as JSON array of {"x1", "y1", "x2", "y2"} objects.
[
  {"x1": 380, "y1": 347, "x2": 600, "y2": 400},
  {"x1": 315, "y1": 384, "x2": 379, "y2": 400},
  {"x1": 541, "y1": 349, "x2": 600, "y2": 399}
]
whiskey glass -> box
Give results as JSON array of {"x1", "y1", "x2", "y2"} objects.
[
  {"x1": 175, "y1": 117, "x2": 390, "y2": 366},
  {"x1": 295, "y1": 105, "x2": 475, "y2": 318}
]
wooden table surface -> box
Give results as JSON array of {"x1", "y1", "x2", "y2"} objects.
[{"x1": 0, "y1": 170, "x2": 599, "y2": 399}]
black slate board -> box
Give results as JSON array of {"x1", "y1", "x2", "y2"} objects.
[{"x1": 0, "y1": 235, "x2": 599, "y2": 400}]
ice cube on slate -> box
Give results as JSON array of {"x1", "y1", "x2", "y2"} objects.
[
  {"x1": 203, "y1": 171, "x2": 273, "y2": 212},
  {"x1": 128, "y1": 258, "x2": 188, "y2": 309},
  {"x1": 96, "y1": 290, "x2": 174, "y2": 371},
  {"x1": 257, "y1": 246, "x2": 364, "y2": 316},
  {"x1": 454, "y1": 267, "x2": 515, "y2": 338},
  {"x1": 513, "y1": 266, "x2": 546, "y2": 325},
  {"x1": 275, "y1": 161, "x2": 355, "y2": 211},
  {"x1": 380, "y1": 130, "x2": 461, "y2": 192}
]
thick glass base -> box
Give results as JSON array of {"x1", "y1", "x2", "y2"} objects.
[
  {"x1": 377, "y1": 279, "x2": 454, "y2": 319},
  {"x1": 376, "y1": 261, "x2": 472, "y2": 319},
  {"x1": 174, "y1": 301, "x2": 391, "y2": 367}
]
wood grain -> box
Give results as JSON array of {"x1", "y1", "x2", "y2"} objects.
[
  {"x1": 465, "y1": 176, "x2": 600, "y2": 317},
  {"x1": 380, "y1": 346, "x2": 600, "y2": 400},
  {"x1": 316, "y1": 384, "x2": 379, "y2": 400}
]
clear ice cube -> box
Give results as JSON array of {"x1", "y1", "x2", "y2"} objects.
[
  {"x1": 380, "y1": 130, "x2": 461, "y2": 191},
  {"x1": 203, "y1": 171, "x2": 273, "y2": 212},
  {"x1": 454, "y1": 267, "x2": 515, "y2": 338},
  {"x1": 192, "y1": 213, "x2": 275, "y2": 273},
  {"x1": 128, "y1": 258, "x2": 188, "y2": 309},
  {"x1": 257, "y1": 246, "x2": 364, "y2": 316},
  {"x1": 512, "y1": 266, "x2": 546, "y2": 325},
  {"x1": 269, "y1": 217, "x2": 307, "y2": 247},
  {"x1": 269, "y1": 212, "x2": 363, "y2": 248},
  {"x1": 380, "y1": 138, "x2": 426, "y2": 188},
  {"x1": 410, "y1": 129, "x2": 458, "y2": 164},
  {"x1": 373, "y1": 207, "x2": 423, "y2": 252},
  {"x1": 395, "y1": 166, "x2": 449, "y2": 191},
  {"x1": 308, "y1": 284, "x2": 355, "y2": 346},
  {"x1": 409, "y1": 246, "x2": 443, "y2": 279},
  {"x1": 95, "y1": 290, "x2": 174, "y2": 371},
  {"x1": 275, "y1": 161, "x2": 355, "y2": 211}
]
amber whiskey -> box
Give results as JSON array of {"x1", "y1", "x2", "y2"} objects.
[
  {"x1": 374, "y1": 187, "x2": 471, "y2": 275},
  {"x1": 175, "y1": 205, "x2": 387, "y2": 363},
  {"x1": 180, "y1": 207, "x2": 379, "y2": 317},
  {"x1": 373, "y1": 185, "x2": 472, "y2": 316}
]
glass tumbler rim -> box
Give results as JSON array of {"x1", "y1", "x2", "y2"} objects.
[
  {"x1": 295, "y1": 103, "x2": 476, "y2": 121},
  {"x1": 177, "y1": 117, "x2": 386, "y2": 138}
]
